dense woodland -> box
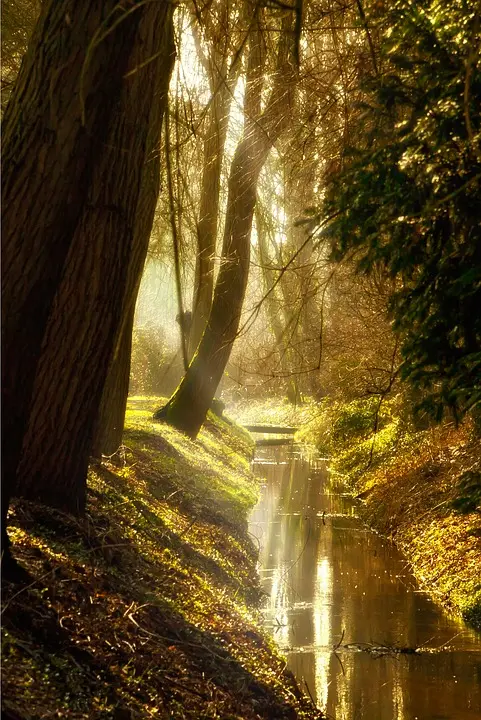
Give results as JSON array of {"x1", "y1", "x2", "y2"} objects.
[{"x1": 2, "y1": 0, "x2": 481, "y2": 716}]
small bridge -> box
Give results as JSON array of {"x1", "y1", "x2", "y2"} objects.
[{"x1": 243, "y1": 424, "x2": 298, "y2": 435}]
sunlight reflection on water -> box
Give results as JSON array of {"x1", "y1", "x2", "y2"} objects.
[{"x1": 249, "y1": 445, "x2": 481, "y2": 720}]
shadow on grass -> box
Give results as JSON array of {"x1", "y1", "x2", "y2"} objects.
[{"x1": 3, "y1": 497, "x2": 319, "y2": 719}]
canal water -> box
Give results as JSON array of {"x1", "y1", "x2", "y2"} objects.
[{"x1": 249, "y1": 445, "x2": 481, "y2": 720}]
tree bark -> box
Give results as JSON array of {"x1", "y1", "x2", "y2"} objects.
[
  {"x1": 189, "y1": 79, "x2": 237, "y2": 359},
  {"x1": 14, "y1": 2, "x2": 175, "y2": 512},
  {"x1": 91, "y1": 304, "x2": 135, "y2": 458},
  {"x1": 158, "y1": 9, "x2": 297, "y2": 438},
  {"x1": 1, "y1": 0, "x2": 149, "y2": 569},
  {"x1": 91, "y1": 24, "x2": 175, "y2": 457},
  {"x1": 188, "y1": 1, "x2": 244, "y2": 360}
]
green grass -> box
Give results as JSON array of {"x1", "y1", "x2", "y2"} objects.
[{"x1": 126, "y1": 395, "x2": 257, "y2": 526}]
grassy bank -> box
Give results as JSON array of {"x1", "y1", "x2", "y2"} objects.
[
  {"x1": 298, "y1": 398, "x2": 481, "y2": 630},
  {"x1": 2, "y1": 397, "x2": 321, "y2": 719}
]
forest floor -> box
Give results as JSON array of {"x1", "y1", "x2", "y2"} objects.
[{"x1": 2, "y1": 397, "x2": 321, "y2": 720}]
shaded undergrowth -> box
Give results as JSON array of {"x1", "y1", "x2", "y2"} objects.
[{"x1": 2, "y1": 396, "x2": 321, "y2": 719}]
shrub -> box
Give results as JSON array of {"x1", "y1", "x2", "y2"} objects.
[
  {"x1": 332, "y1": 417, "x2": 402, "y2": 481},
  {"x1": 298, "y1": 396, "x2": 397, "y2": 455},
  {"x1": 331, "y1": 397, "x2": 390, "y2": 448},
  {"x1": 451, "y1": 470, "x2": 481, "y2": 514}
]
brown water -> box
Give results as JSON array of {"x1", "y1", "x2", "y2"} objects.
[{"x1": 249, "y1": 445, "x2": 481, "y2": 720}]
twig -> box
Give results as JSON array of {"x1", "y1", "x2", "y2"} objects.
[
  {"x1": 333, "y1": 628, "x2": 345, "y2": 650},
  {"x1": 355, "y1": 0, "x2": 379, "y2": 77},
  {"x1": 303, "y1": 678, "x2": 318, "y2": 708},
  {"x1": 333, "y1": 649, "x2": 346, "y2": 676}
]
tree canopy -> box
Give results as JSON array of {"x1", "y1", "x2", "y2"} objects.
[{"x1": 324, "y1": 0, "x2": 481, "y2": 420}]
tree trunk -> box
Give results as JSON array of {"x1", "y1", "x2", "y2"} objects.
[
  {"x1": 158, "y1": 10, "x2": 297, "y2": 438},
  {"x1": 91, "y1": 304, "x2": 135, "y2": 457},
  {"x1": 284, "y1": 161, "x2": 322, "y2": 398},
  {"x1": 255, "y1": 205, "x2": 300, "y2": 404},
  {"x1": 14, "y1": 3, "x2": 175, "y2": 512},
  {"x1": 188, "y1": 0, "x2": 244, "y2": 360},
  {"x1": 1, "y1": 0, "x2": 148, "y2": 570},
  {"x1": 189, "y1": 79, "x2": 237, "y2": 359},
  {"x1": 92, "y1": 24, "x2": 175, "y2": 457}
]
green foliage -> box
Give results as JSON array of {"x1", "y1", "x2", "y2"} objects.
[
  {"x1": 324, "y1": 0, "x2": 481, "y2": 421},
  {"x1": 333, "y1": 417, "x2": 401, "y2": 480},
  {"x1": 461, "y1": 590, "x2": 481, "y2": 629},
  {"x1": 331, "y1": 396, "x2": 388, "y2": 447},
  {"x1": 298, "y1": 396, "x2": 397, "y2": 456},
  {"x1": 298, "y1": 394, "x2": 418, "y2": 483},
  {"x1": 295, "y1": 401, "x2": 332, "y2": 455}
]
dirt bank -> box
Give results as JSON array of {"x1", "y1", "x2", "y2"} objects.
[{"x1": 2, "y1": 397, "x2": 321, "y2": 719}]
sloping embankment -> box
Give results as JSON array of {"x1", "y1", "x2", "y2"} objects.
[
  {"x1": 2, "y1": 397, "x2": 321, "y2": 719},
  {"x1": 299, "y1": 403, "x2": 481, "y2": 631},
  {"x1": 352, "y1": 424, "x2": 481, "y2": 630}
]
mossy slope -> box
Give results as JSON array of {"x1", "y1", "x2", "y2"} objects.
[{"x1": 3, "y1": 397, "x2": 321, "y2": 719}]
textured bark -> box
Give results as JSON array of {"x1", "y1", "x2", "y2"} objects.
[
  {"x1": 92, "y1": 305, "x2": 135, "y2": 457},
  {"x1": 159, "y1": 10, "x2": 297, "y2": 438},
  {"x1": 1, "y1": 0, "x2": 147, "y2": 565},
  {"x1": 14, "y1": 2, "x2": 174, "y2": 512},
  {"x1": 92, "y1": 24, "x2": 175, "y2": 456}
]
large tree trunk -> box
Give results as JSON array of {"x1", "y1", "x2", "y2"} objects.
[
  {"x1": 14, "y1": 3, "x2": 174, "y2": 513},
  {"x1": 92, "y1": 28, "x2": 175, "y2": 457},
  {"x1": 1, "y1": 0, "x2": 148, "y2": 571},
  {"x1": 157, "y1": 9, "x2": 297, "y2": 438}
]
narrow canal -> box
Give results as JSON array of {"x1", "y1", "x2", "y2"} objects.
[{"x1": 249, "y1": 445, "x2": 481, "y2": 720}]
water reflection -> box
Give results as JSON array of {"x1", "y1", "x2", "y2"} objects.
[{"x1": 249, "y1": 445, "x2": 481, "y2": 719}]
